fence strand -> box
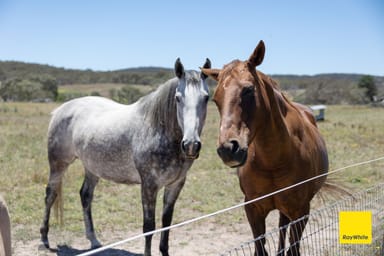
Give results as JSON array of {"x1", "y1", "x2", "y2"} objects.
[{"x1": 78, "y1": 156, "x2": 384, "y2": 256}]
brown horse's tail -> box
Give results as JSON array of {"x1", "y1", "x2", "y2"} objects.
[
  {"x1": 53, "y1": 180, "x2": 64, "y2": 226},
  {"x1": 316, "y1": 177, "x2": 354, "y2": 205},
  {"x1": 322, "y1": 181, "x2": 354, "y2": 197}
]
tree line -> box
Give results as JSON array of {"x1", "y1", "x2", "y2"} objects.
[
  {"x1": 0, "y1": 60, "x2": 382, "y2": 104},
  {"x1": 275, "y1": 74, "x2": 383, "y2": 104},
  {"x1": 0, "y1": 61, "x2": 175, "y2": 103},
  {"x1": 0, "y1": 61, "x2": 174, "y2": 85}
]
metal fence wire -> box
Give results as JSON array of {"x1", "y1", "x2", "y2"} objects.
[{"x1": 220, "y1": 183, "x2": 384, "y2": 256}]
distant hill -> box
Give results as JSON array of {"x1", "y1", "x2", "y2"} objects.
[
  {"x1": 0, "y1": 61, "x2": 174, "y2": 86},
  {"x1": 0, "y1": 60, "x2": 383, "y2": 104}
]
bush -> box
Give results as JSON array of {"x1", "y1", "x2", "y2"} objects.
[
  {"x1": 358, "y1": 75, "x2": 377, "y2": 102},
  {"x1": 301, "y1": 82, "x2": 365, "y2": 104},
  {"x1": 110, "y1": 85, "x2": 144, "y2": 104},
  {"x1": 0, "y1": 75, "x2": 58, "y2": 102},
  {"x1": 56, "y1": 92, "x2": 88, "y2": 102}
]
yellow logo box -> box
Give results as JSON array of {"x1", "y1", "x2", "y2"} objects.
[{"x1": 339, "y1": 211, "x2": 372, "y2": 244}]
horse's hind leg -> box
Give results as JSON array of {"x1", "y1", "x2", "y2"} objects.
[
  {"x1": 40, "y1": 160, "x2": 68, "y2": 249},
  {"x1": 159, "y1": 178, "x2": 186, "y2": 256},
  {"x1": 80, "y1": 170, "x2": 101, "y2": 249}
]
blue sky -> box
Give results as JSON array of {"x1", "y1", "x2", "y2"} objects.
[{"x1": 0, "y1": 0, "x2": 383, "y2": 75}]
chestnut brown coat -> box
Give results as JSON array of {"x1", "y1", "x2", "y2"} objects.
[{"x1": 202, "y1": 41, "x2": 328, "y2": 256}]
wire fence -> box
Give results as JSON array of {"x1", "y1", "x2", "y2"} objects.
[
  {"x1": 220, "y1": 183, "x2": 384, "y2": 256},
  {"x1": 77, "y1": 157, "x2": 384, "y2": 256}
]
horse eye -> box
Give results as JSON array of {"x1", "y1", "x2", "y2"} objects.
[
  {"x1": 203, "y1": 95, "x2": 209, "y2": 103},
  {"x1": 241, "y1": 86, "x2": 254, "y2": 98},
  {"x1": 175, "y1": 94, "x2": 182, "y2": 103}
]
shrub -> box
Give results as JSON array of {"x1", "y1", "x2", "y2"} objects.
[
  {"x1": 358, "y1": 75, "x2": 377, "y2": 102},
  {"x1": 110, "y1": 85, "x2": 144, "y2": 104},
  {"x1": 0, "y1": 75, "x2": 58, "y2": 102}
]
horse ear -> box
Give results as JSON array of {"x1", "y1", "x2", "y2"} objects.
[
  {"x1": 248, "y1": 40, "x2": 265, "y2": 69},
  {"x1": 200, "y1": 68, "x2": 220, "y2": 81},
  {"x1": 200, "y1": 58, "x2": 212, "y2": 79},
  {"x1": 174, "y1": 58, "x2": 185, "y2": 78}
]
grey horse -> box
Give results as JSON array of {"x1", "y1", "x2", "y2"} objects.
[{"x1": 40, "y1": 58, "x2": 211, "y2": 256}]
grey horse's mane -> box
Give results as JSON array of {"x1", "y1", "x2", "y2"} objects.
[
  {"x1": 138, "y1": 71, "x2": 201, "y2": 140},
  {"x1": 138, "y1": 77, "x2": 181, "y2": 139}
]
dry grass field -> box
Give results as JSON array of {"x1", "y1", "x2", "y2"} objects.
[{"x1": 0, "y1": 100, "x2": 383, "y2": 255}]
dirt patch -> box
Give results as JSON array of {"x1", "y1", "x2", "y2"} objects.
[{"x1": 13, "y1": 211, "x2": 281, "y2": 256}]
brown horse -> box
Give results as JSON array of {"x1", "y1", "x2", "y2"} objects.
[{"x1": 201, "y1": 41, "x2": 328, "y2": 256}]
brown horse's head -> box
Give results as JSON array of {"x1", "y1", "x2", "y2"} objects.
[{"x1": 201, "y1": 40, "x2": 266, "y2": 168}]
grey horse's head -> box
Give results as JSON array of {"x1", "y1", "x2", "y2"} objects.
[{"x1": 174, "y1": 58, "x2": 211, "y2": 159}]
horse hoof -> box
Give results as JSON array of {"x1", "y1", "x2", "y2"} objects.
[
  {"x1": 38, "y1": 243, "x2": 49, "y2": 251},
  {"x1": 91, "y1": 241, "x2": 102, "y2": 249},
  {"x1": 38, "y1": 243, "x2": 58, "y2": 254},
  {"x1": 39, "y1": 239, "x2": 50, "y2": 250}
]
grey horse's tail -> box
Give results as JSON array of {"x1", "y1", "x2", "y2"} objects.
[{"x1": 53, "y1": 180, "x2": 64, "y2": 226}]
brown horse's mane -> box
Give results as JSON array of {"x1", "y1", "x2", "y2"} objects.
[
  {"x1": 220, "y1": 60, "x2": 242, "y2": 79},
  {"x1": 256, "y1": 70, "x2": 281, "y2": 90},
  {"x1": 221, "y1": 60, "x2": 282, "y2": 91},
  {"x1": 257, "y1": 69, "x2": 319, "y2": 129}
]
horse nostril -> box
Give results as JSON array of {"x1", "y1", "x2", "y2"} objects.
[
  {"x1": 181, "y1": 140, "x2": 201, "y2": 158},
  {"x1": 181, "y1": 141, "x2": 187, "y2": 152},
  {"x1": 217, "y1": 140, "x2": 248, "y2": 167},
  {"x1": 230, "y1": 140, "x2": 240, "y2": 154},
  {"x1": 194, "y1": 141, "x2": 201, "y2": 152}
]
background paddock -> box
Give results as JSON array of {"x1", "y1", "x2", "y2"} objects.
[{"x1": 0, "y1": 102, "x2": 383, "y2": 255}]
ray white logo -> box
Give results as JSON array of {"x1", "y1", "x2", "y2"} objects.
[{"x1": 339, "y1": 211, "x2": 372, "y2": 244}]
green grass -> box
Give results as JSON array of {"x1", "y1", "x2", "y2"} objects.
[
  {"x1": 0, "y1": 102, "x2": 383, "y2": 243},
  {"x1": 318, "y1": 105, "x2": 384, "y2": 187}
]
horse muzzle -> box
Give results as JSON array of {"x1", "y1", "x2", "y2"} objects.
[
  {"x1": 217, "y1": 140, "x2": 248, "y2": 168},
  {"x1": 181, "y1": 140, "x2": 201, "y2": 159}
]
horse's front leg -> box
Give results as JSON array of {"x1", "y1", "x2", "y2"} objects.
[
  {"x1": 159, "y1": 178, "x2": 186, "y2": 256},
  {"x1": 277, "y1": 212, "x2": 290, "y2": 256},
  {"x1": 141, "y1": 180, "x2": 159, "y2": 256},
  {"x1": 286, "y1": 205, "x2": 310, "y2": 256},
  {"x1": 244, "y1": 202, "x2": 268, "y2": 256}
]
